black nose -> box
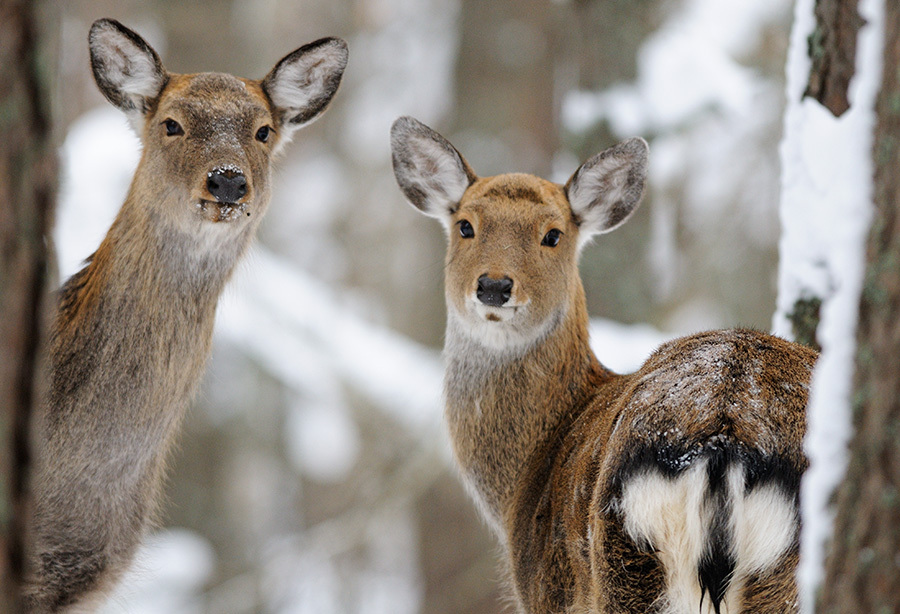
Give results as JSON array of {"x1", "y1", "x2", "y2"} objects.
[
  {"x1": 207, "y1": 169, "x2": 247, "y2": 203},
  {"x1": 477, "y1": 275, "x2": 514, "y2": 307}
]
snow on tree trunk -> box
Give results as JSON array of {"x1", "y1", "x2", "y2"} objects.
[
  {"x1": 773, "y1": 0, "x2": 883, "y2": 611},
  {"x1": 819, "y1": 0, "x2": 900, "y2": 608}
]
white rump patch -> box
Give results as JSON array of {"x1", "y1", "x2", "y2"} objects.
[
  {"x1": 728, "y1": 468, "x2": 796, "y2": 578},
  {"x1": 622, "y1": 464, "x2": 710, "y2": 613},
  {"x1": 621, "y1": 462, "x2": 797, "y2": 613}
]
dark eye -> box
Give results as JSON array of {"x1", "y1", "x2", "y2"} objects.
[
  {"x1": 542, "y1": 229, "x2": 562, "y2": 247},
  {"x1": 256, "y1": 126, "x2": 271, "y2": 143},
  {"x1": 163, "y1": 119, "x2": 183, "y2": 136},
  {"x1": 458, "y1": 220, "x2": 475, "y2": 239}
]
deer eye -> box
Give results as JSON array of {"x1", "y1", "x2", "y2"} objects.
[
  {"x1": 542, "y1": 229, "x2": 562, "y2": 247},
  {"x1": 458, "y1": 220, "x2": 475, "y2": 239},
  {"x1": 163, "y1": 118, "x2": 183, "y2": 137},
  {"x1": 256, "y1": 126, "x2": 272, "y2": 143}
]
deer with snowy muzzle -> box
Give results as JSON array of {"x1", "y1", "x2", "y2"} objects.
[
  {"x1": 27, "y1": 19, "x2": 347, "y2": 613},
  {"x1": 390, "y1": 116, "x2": 816, "y2": 614}
]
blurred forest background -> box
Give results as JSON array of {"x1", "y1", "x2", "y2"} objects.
[{"x1": 38, "y1": 0, "x2": 792, "y2": 612}]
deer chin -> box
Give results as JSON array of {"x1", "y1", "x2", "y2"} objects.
[
  {"x1": 195, "y1": 199, "x2": 252, "y2": 223},
  {"x1": 450, "y1": 299, "x2": 544, "y2": 353},
  {"x1": 453, "y1": 299, "x2": 569, "y2": 355},
  {"x1": 474, "y1": 302, "x2": 520, "y2": 323}
]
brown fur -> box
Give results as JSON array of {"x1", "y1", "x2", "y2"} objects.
[
  {"x1": 27, "y1": 19, "x2": 347, "y2": 612},
  {"x1": 391, "y1": 117, "x2": 816, "y2": 613}
]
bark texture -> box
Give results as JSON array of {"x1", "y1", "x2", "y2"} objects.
[
  {"x1": 804, "y1": 0, "x2": 863, "y2": 116},
  {"x1": 819, "y1": 2, "x2": 900, "y2": 611},
  {"x1": 0, "y1": 0, "x2": 56, "y2": 610},
  {"x1": 788, "y1": 0, "x2": 864, "y2": 354}
]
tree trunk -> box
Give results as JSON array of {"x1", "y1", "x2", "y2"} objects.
[
  {"x1": 819, "y1": 2, "x2": 900, "y2": 611},
  {"x1": 804, "y1": 0, "x2": 863, "y2": 116},
  {"x1": 0, "y1": 0, "x2": 56, "y2": 610},
  {"x1": 786, "y1": 0, "x2": 862, "y2": 349},
  {"x1": 453, "y1": 0, "x2": 557, "y2": 177}
]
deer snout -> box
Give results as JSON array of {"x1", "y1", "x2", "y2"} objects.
[
  {"x1": 206, "y1": 168, "x2": 248, "y2": 204},
  {"x1": 477, "y1": 275, "x2": 514, "y2": 307}
]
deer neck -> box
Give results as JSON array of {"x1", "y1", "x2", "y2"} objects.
[
  {"x1": 111, "y1": 173, "x2": 259, "y2": 289},
  {"x1": 48, "y1": 187, "x2": 257, "y2": 442},
  {"x1": 443, "y1": 284, "x2": 609, "y2": 530}
]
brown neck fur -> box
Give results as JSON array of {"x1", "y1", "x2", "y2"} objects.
[
  {"x1": 444, "y1": 273, "x2": 612, "y2": 526},
  {"x1": 30, "y1": 177, "x2": 256, "y2": 612}
]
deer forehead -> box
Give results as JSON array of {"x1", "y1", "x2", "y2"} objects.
[
  {"x1": 459, "y1": 173, "x2": 572, "y2": 229},
  {"x1": 158, "y1": 73, "x2": 270, "y2": 128}
]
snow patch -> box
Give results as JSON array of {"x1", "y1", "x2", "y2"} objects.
[
  {"x1": 286, "y1": 402, "x2": 362, "y2": 484},
  {"x1": 340, "y1": 0, "x2": 460, "y2": 166},
  {"x1": 589, "y1": 319, "x2": 675, "y2": 374},
  {"x1": 98, "y1": 529, "x2": 215, "y2": 614},
  {"x1": 218, "y1": 248, "x2": 444, "y2": 433},
  {"x1": 55, "y1": 107, "x2": 140, "y2": 281}
]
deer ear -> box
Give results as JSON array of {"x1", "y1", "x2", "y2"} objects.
[
  {"x1": 89, "y1": 19, "x2": 167, "y2": 131},
  {"x1": 390, "y1": 116, "x2": 477, "y2": 227},
  {"x1": 262, "y1": 37, "x2": 348, "y2": 144},
  {"x1": 565, "y1": 137, "x2": 649, "y2": 241}
]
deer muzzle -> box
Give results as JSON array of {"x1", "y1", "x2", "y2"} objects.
[
  {"x1": 206, "y1": 167, "x2": 248, "y2": 204},
  {"x1": 477, "y1": 275, "x2": 514, "y2": 307}
]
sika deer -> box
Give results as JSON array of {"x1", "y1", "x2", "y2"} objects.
[
  {"x1": 27, "y1": 19, "x2": 347, "y2": 612},
  {"x1": 390, "y1": 116, "x2": 815, "y2": 614}
]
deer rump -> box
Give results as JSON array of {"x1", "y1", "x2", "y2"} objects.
[{"x1": 508, "y1": 330, "x2": 807, "y2": 614}]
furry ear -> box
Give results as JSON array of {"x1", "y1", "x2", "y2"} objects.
[
  {"x1": 262, "y1": 37, "x2": 348, "y2": 145},
  {"x1": 390, "y1": 116, "x2": 477, "y2": 227},
  {"x1": 565, "y1": 137, "x2": 649, "y2": 242},
  {"x1": 89, "y1": 19, "x2": 167, "y2": 132}
]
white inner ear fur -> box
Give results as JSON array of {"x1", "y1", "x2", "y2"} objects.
[
  {"x1": 93, "y1": 29, "x2": 164, "y2": 100},
  {"x1": 567, "y1": 137, "x2": 647, "y2": 249},
  {"x1": 91, "y1": 26, "x2": 165, "y2": 135},
  {"x1": 569, "y1": 158, "x2": 633, "y2": 246},
  {"x1": 400, "y1": 135, "x2": 470, "y2": 228},
  {"x1": 267, "y1": 49, "x2": 344, "y2": 123}
]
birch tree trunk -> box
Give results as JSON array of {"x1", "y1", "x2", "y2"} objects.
[{"x1": 0, "y1": 0, "x2": 56, "y2": 610}]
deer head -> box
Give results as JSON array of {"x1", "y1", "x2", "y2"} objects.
[
  {"x1": 88, "y1": 18, "x2": 347, "y2": 235},
  {"x1": 390, "y1": 116, "x2": 648, "y2": 352}
]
